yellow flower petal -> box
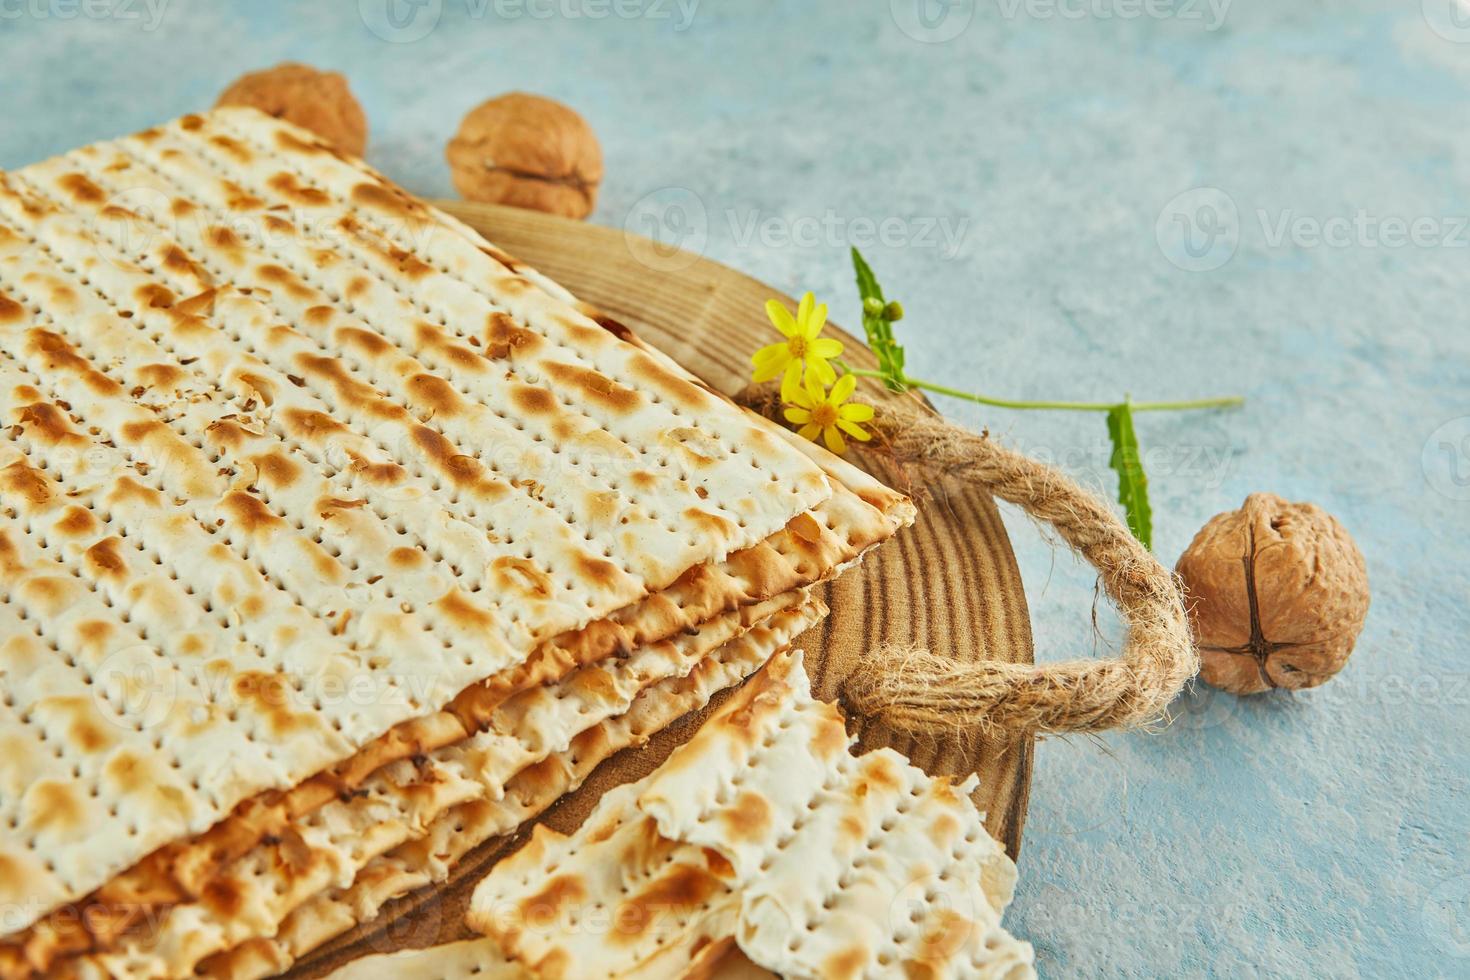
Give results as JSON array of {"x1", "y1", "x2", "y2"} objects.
[
  {"x1": 765, "y1": 299, "x2": 798, "y2": 338},
  {"x1": 830, "y1": 372, "x2": 857, "y2": 404},
  {"x1": 802, "y1": 302, "x2": 829, "y2": 339},
  {"x1": 802, "y1": 370, "x2": 827, "y2": 404},
  {"x1": 822, "y1": 426, "x2": 847, "y2": 454},
  {"x1": 780, "y1": 360, "x2": 805, "y2": 404},
  {"x1": 787, "y1": 384, "x2": 818, "y2": 410},
  {"x1": 796, "y1": 291, "x2": 814, "y2": 328},
  {"x1": 752, "y1": 352, "x2": 791, "y2": 384},
  {"x1": 783, "y1": 406, "x2": 812, "y2": 424},
  {"x1": 837, "y1": 419, "x2": 871, "y2": 441},
  {"x1": 796, "y1": 421, "x2": 822, "y2": 443},
  {"x1": 752, "y1": 341, "x2": 788, "y2": 366},
  {"x1": 808, "y1": 337, "x2": 844, "y2": 360},
  {"x1": 838, "y1": 401, "x2": 874, "y2": 422},
  {"x1": 809, "y1": 357, "x2": 838, "y2": 387}
]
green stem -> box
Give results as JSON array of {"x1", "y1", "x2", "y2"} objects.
[{"x1": 840, "y1": 366, "x2": 1244, "y2": 413}]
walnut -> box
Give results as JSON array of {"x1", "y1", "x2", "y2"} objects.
[
  {"x1": 217, "y1": 63, "x2": 367, "y2": 158},
  {"x1": 446, "y1": 93, "x2": 602, "y2": 219},
  {"x1": 1176, "y1": 493, "x2": 1369, "y2": 695}
]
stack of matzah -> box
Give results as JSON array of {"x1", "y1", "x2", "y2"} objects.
[
  {"x1": 314, "y1": 650, "x2": 1035, "y2": 980},
  {"x1": 0, "y1": 107, "x2": 914, "y2": 978}
]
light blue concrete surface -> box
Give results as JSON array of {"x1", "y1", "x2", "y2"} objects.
[{"x1": 2, "y1": 2, "x2": 1466, "y2": 976}]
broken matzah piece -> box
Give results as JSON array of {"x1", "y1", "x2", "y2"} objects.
[
  {"x1": 0, "y1": 102, "x2": 865, "y2": 940},
  {"x1": 467, "y1": 651, "x2": 1034, "y2": 980},
  {"x1": 197, "y1": 610, "x2": 821, "y2": 980},
  {"x1": 76, "y1": 598, "x2": 827, "y2": 980}
]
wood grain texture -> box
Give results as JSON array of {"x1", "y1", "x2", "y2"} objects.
[{"x1": 287, "y1": 202, "x2": 1035, "y2": 978}]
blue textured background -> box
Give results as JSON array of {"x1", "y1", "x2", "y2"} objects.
[{"x1": 3, "y1": 2, "x2": 1466, "y2": 976}]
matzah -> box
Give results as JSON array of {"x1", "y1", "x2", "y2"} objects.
[
  {"x1": 0, "y1": 101, "x2": 894, "y2": 941},
  {"x1": 11, "y1": 455, "x2": 902, "y2": 972},
  {"x1": 74, "y1": 598, "x2": 826, "y2": 979},
  {"x1": 468, "y1": 651, "x2": 1035, "y2": 980},
  {"x1": 198, "y1": 615, "x2": 818, "y2": 980}
]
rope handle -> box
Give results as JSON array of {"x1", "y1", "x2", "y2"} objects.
[{"x1": 743, "y1": 388, "x2": 1199, "y2": 736}]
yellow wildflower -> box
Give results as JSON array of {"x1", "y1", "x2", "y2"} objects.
[
  {"x1": 751, "y1": 292, "x2": 844, "y2": 402},
  {"x1": 783, "y1": 372, "x2": 874, "y2": 455}
]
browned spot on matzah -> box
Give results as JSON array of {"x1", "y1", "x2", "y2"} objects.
[
  {"x1": 266, "y1": 172, "x2": 330, "y2": 207},
  {"x1": 542, "y1": 361, "x2": 639, "y2": 414},
  {"x1": 220, "y1": 491, "x2": 286, "y2": 535},
  {"x1": 0, "y1": 293, "x2": 25, "y2": 321},
  {"x1": 53, "y1": 505, "x2": 99, "y2": 538},
  {"x1": 25, "y1": 781, "x2": 84, "y2": 834},
  {"x1": 720, "y1": 791, "x2": 773, "y2": 843},
  {"x1": 508, "y1": 382, "x2": 556, "y2": 418},
  {"x1": 178, "y1": 114, "x2": 204, "y2": 132},
  {"x1": 137, "y1": 362, "x2": 188, "y2": 391},
  {"x1": 250, "y1": 450, "x2": 301, "y2": 488},
  {"x1": 137, "y1": 282, "x2": 177, "y2": 309},
  {"x1": 404, "y1": 373, "x2": 466, "y2": 418},
  {"x1": 0, "y1": 460, "x2": 53, "y2": 506},
  {"x1": 81, "y1": 540, "x2": 126, "y2": 578},
  {"x1": 824, "y1": 945, "x2": 868, "y2": 980},
  {"x1": 231, "y1": 671, "x2": 311, "y2": 736},
  {"x1": 485, "y1": 311, "x2": 540, "y2": 360},
  {"x1": 492, "y1": 556, "x2": 554, "y2": 600},
  {"x1": 435, "y1": 590, "x2": 496, "y2": 631},
  {"x1": 208, "y1": 134, "x2": 253, "y2": 163},
  {"x1": 613, "y1": 865, "x2": 725, "y2": 943},
  {"x1": 56, "y1": 172, "x2": 106, "y2": 204},
  {"x1": 349, "y1": 181, "x2": 423, "y2": 219},
  {"x1": 281, "y1": 407, "x2": 348, "y2": 440},
  {"x1": 520, "y1": 874, "x2": 587, "y2": 927},
  {"x1": 204, "y1": 223, "x2": 243, "y2": 251}
]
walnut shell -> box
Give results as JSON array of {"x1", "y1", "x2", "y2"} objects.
[
  {"x1": 1176, "y1": 493, "x2": 1369, "y2": 695},
  {"x1": 446, "y1": 93, "x2": 602, "y2": 219},
  {"x1": 217, "y1": 63, "x2": 367, "y2": 158}
]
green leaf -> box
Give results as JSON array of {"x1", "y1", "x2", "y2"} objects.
[
  {"x1": 850, "y1": 248, "x2": 907, "y2": 392},
  {"x1": 1106, "y1": 401, "x2": 1153, "y2": 550}
]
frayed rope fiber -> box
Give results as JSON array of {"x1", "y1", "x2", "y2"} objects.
[{"x1": 739, "y1": 384, "x2": 1198, "y2": 736}]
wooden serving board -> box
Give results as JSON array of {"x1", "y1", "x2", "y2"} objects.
[{"x1": 291, "y1": 202, "x2": 1036, "y2": 977}]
